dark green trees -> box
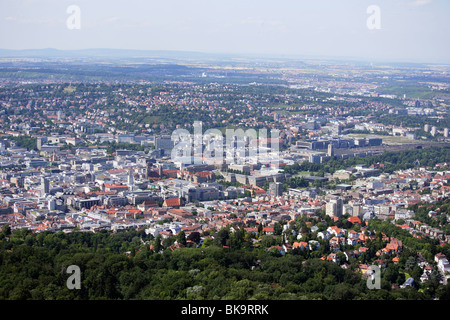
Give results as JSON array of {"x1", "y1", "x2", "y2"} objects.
[{"x1": 0, "y1": 225, "x2": 446, "y2": 300}]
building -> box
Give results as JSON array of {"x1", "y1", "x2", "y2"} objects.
[
  {"x1": 269, "y1": 182, "x2": 283, "y2": 197},
  {"x1": 162, "y1": 197, "x2": 185, "y2": 208},
  {"x1": 431, "y1": 126, "x2": 437, "y2": 137},
  {"x1": 104, "y1": 195, "x2": 128, "y2": 207},
  {"x1": 354, "y1": 138, "x2": 366, "y2": 147},
  {"x1": 415, "y1": 100, "x2": 421, "y2": 108},
  {"x1": 351, "y1": 203, "x2": 363, "y2": 217},
  {"x1": 74, "y1": 197, "x2": 101, "y2": 210},
  {"x1": 167, "y1": 208, "x2": 193, "y2": 220},
  {"x1": 117, "y1": 134, "x2": 135, "y2": 144},
  {"x1": 326, "y1": 197, "x2": 343, "y2": 218},
  {"x1": 65, "y1": 137, "x2": 83, "y2": 146},
  {"x1": 26, "y1": 159, "x2": 48, "y2": 168},
  {"x1": 333, "y1": 170, "x2": 351, "y2": 180},
  {"x1": 309, "y1": 154, "x2": 322, "y2": 164},
  {"x1": 10, "y1": 176, "x2": 24, "y2": 188},
  {"x1": 36, "y1": 136, "x2": 47, "y2": 150},
  {"x1": 327, "y1": 144, "x2": 334, "y2": 157},
  {"x1": 367, "y1": 138, "x2": 382, "y2": 147},
  {"x1": 103, "y1": 183, "x2": 129, "y2": 192},
  {"x1": 127, "y1": 170, "x2": 134, "y2": 187},
  {"x1": 41, "y1": 177, "x2": 50, "y2": 195},
  {"x1": 302, "y1": 120, "x2": 319, "y2": 131},
  {"x1": 155, "y1": 136, "x2": 173, "y2": 149}
]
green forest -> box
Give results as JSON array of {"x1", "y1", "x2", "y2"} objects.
[{"x1": 1, "y1": 221, "x2": 449, "y2": 301}]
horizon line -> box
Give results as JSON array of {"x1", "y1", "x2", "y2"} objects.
[{"x1": 0, "y1": 47, "x2": 449, "y2": 66}]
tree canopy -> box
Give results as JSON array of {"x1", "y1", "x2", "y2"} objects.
[{"x1": 0, "y1": 226, "x2": 446, "y2": 300}]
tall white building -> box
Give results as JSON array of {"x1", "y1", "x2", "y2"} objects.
[
  {"x1": 326, "y1": 197, "x2": 343, "y2": 217},
  {"x1": 128, "y1": 170, "x2": 134, "y2": 190},
  {"x1": 431, "y1": 126, "x2": 437, "y2": 136},
  {"x1": 327, "y1": 144, "x2": 334, "y2": 157}
]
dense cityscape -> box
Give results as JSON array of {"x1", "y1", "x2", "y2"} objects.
[{"x1": 0, "y1": 51, "x2": 449, "y2": 303}]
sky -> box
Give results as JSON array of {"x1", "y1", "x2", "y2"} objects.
[{"x1": 0, "y1": 0, "x2": 449, "y2": 63}]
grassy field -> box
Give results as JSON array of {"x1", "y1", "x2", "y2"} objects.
[
  {"x1": 376, "y1": 84, "x2": 435, "y2": 100},
  {"x1": 292, "y1": 171, "x2": 313, "y2": 177}
]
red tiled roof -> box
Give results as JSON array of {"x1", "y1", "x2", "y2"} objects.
[
  {"x1": 293, "y1": 241, "x2": 308, "y2": 248},
  {"x1": 163, "y1": 198, "x2": 182, "y2": 207},
  {"x1": 348, "y1": 216, "x2": 361, "y2": 224}
]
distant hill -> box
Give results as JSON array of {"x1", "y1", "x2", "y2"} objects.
[
  {"x1": 0, "y1": 48, "x2": 312, "y2": 67},
  {"x1": 0, "y1": 48, "x2": 218, "y2": 59}
]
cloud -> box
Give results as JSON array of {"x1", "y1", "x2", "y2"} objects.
[{"x1": 409, "y1": 0, "x2": 432, "y2": 6}]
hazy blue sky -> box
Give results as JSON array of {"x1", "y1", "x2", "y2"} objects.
[{"x1": 1, "y1": 0, "x2": 449, "y2": 63}]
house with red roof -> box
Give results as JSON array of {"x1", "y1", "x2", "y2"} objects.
[
  {"x1": 293, "y1": 241, "x2": 308, "y2": 250},
  {"x1": 162, "y1": 197, "x2": 185, "y2": 208},
  {"x1": 327, "y1": 253, "x2": 340, "y2": 263},
  {"x1": 162, "y1": 169, "x2": 179, "y2": 178},
  {"x1": 103, "y1": 183, "x2": 129, "y2": 192},
  {"x1": 137, "y1": 200, "x2": 158, "y2": 211},
  {"x1": 327, "y1": 226, "x2": 344, "y2": 237},
  {"x1": 348, "y1": 216, "x2": 361, "y2": 225},
  {"x1": 386, "y1": 238, "x2": 402, "y2": 254},
  {"x1": 359, "y1": 246, "x2": 369, "y2": 254},
  {"x1": 167, "y1": 208, "x2": 193, "y2": 220}
]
